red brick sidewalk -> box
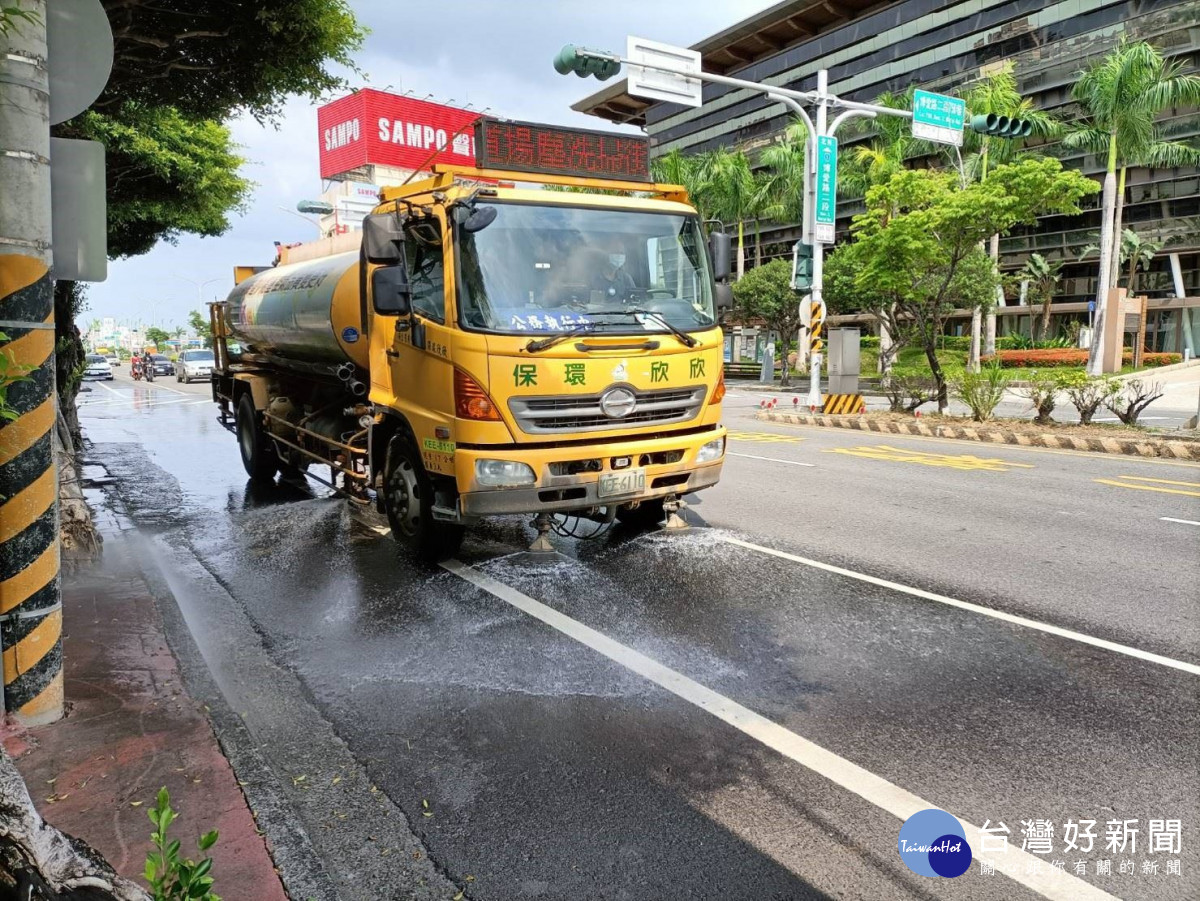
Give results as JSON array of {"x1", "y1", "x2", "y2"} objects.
[{"x1": 1, "y1": 530, "x2": 287, "y2": 900}]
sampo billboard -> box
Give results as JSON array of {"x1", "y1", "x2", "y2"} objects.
[{"x1": 316, "y1": 89, "x2": 479, "y2": 179}]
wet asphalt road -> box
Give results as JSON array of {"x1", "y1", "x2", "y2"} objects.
[{"x1": 78, "y1": 371, "x2": 1199, "y2": 901}]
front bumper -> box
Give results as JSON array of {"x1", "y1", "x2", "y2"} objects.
[{"x1": 457, "y1": 427, "x2": 725, "y2": 517}]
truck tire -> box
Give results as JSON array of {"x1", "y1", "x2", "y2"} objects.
[
  {"x1": 236, "y1": 394, "x2": 279, "y2": 482},
  {"x1": 383, "y1": 436, "x2": 463, "y2": 561},
  {"x1": 615, "y1": 498, "x2": 666, "y2": 528}
]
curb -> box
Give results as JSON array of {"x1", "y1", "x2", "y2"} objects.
[{"x1": 755, "y1": 411, "x2": 1200, "y2": 460}]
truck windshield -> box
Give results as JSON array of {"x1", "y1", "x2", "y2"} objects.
[{"x1": 457, "y1": 202, "x2": 716, "y2": 336}]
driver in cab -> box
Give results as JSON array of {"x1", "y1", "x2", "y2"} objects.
[{"x1": 590, "y1": 243, "x2": 636, "y2": 302}]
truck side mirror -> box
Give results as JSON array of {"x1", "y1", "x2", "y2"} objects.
[
  {"x1": 364, "y1": 212, "x2": 406, "y2": 264},
  {"x1": 709, "y1": 231, "x2": 731, "y2": 282},
  {"x1": 372, "y1": 265, "x2": 412, "y2": 315},
  {"x1": 714, "y1": 283, "x2": 733, "y2": 313}
]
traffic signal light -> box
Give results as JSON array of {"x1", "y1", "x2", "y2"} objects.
[
  {"x1": 969, "y1": 113, "x2": 1033, "y2": 139},
  {"x1": 553, "y1": 44, "x2": 622, "y2": 81},
  {"x1": 792, "y1": 241, "x2": 813, "y2": 291}
]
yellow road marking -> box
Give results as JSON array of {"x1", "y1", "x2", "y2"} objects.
[
  {"x1": 825, "y1": 444, "x2": 1035, "y2": 472},
  {"x1": 727, "y1": 430, "x2": 805, "y2": 444},
  {"x1": 1094, "y1": 478, "x2": 1200, "y2": 498},
  {"x1": 1116, "y1": 476, "x2": 1200, "y2": 489}
]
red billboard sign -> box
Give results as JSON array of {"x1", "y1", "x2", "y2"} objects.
[{"x1": 316, "y1": 89, "x2": 480, "y2": 179}]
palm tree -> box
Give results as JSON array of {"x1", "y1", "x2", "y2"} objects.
[
  {"x1": 704, "y1": 147, "x2": 760, "y2": 280},
  {"x1": 838, "y1": 91, "x2": 917, "y2": 202},
  {"x1": 960, "y1": 63, "x2": 1061, "y2": 369},
  {"x1": 1018, "y1": 253, "x2": 1063, "y2": 342},
  {"x1": 651, "y1": 148, "x2": 714, "y2": 221},
  {"x1": 1063, "y1": 39, "x2": 1200, "y2": 375}
]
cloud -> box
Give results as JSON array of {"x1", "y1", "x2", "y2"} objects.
[{"x1": 83, "y1": 1, "x2": 774, "y2": 328}]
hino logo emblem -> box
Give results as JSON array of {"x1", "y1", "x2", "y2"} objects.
[{"x1": 599, "y1": 386, "x2": 637, "y2": 419}]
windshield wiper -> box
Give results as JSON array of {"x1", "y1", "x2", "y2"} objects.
[
  {"x1": 588, "y1": 309, "x2": 699, "y2": 348},
  {"x1": 524, "y1": 326, "x2": 596, "y2": 353}
]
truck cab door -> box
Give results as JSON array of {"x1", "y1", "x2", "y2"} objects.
[{"x1": 370, "y1": 219, "x2": 456, "y2": 476}]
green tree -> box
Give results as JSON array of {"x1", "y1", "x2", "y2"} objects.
[
  {"x1": 1017, "y1": 253, "x2": 1063, "y2": 342},
  {"x1": 837, "y1": 91, "x2": 919, "y2": 200},
  {"x1": 651, "y1": 148, "x2": 714, "y2": 221},
  {"x1": 960, "y1": 62, "x2": 1061, "y2": 367},
  {"x1": 704, "y1": 147, "x2": 764, "y2": 279},
  {"x1": 730, "y1": 259, "x2": 803, "y2": 386},
  {"x1": 758, "y1": 119, "x2": 808, "y2": 229},
  {"x1": 1062, "y1": 39, "x2": 1200, "y2": 375},
  {"x1": 145, "y1": 327, "x2": 171, "y2": 348},
  {"x1": 838, "y1": 159, "x2": 1096, "y2": 411},
  {"x1": 60, "y1": 104, "x2": 251, "y2": 258},
  {"x1": 1117, "y1": 228, "x2": 1163, "y2": 293},
  {"x1": 188, "y1": 310, "x2": 213, "y2": 349}
]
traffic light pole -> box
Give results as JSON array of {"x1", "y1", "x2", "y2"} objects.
[{"x1": 558, "y1": 47, "x2": 915, "y2": 399}]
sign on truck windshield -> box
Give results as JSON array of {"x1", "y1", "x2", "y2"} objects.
[{"x1": 457, "y1": 203, "x2": 716, "y2": 337}]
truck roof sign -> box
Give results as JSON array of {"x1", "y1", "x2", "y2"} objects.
[{"x1": 474, "y1": 118, "x2": 650, "y2": 182}]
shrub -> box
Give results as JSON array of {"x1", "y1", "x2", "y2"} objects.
[
  {"x1": 980, "y1": 349, "x2": 1181, "y2": 369},
  {"x1": 883, "y1": 372, "x2": 936, "y2": 413},
  {"x1": 1105, "y1": 378, "x2": 1165, "y2": 426},
  {"x1": 953, "y1": 362, "x2": 1012, "y2": 422},
  {"x1": 859, "y1": 335, "x2": 881, "y2": 348},
  {"x1": 1018, "y1": 371, "x2": 1064, "y2": 424},
  {"x1": 146, "y1": 787, "x2": 220, "y2": 901},
  {"x1": 1060, "y1": 373, "x2": 1118, "y2": 425}
]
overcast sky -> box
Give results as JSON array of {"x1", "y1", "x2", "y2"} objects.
[{"x1": 84, "y1": 0, "x2": 775, "y2": 329}]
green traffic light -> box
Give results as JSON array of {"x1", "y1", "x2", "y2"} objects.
[
  {"x1": 553, "y1": 43, "x2": 621, "y2": 81},
  {"x1": 969, "y1": 112, "x2": 1033, "y2": 139}
]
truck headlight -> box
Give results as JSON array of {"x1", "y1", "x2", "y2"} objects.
[
  {"x1": 696, "y1": 437, "x2": 725, "y2": 463},
  {"x1": 475, "y1": 459, "x2": 537, "y2": 487}
]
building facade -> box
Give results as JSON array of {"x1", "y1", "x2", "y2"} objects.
[{"x1": 577, "y1": 0, "x2": 1199, "y2": 354}]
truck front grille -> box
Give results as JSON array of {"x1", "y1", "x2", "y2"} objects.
[{"x1": 510, "y1": 385, "x2": 706, "y2": 434}]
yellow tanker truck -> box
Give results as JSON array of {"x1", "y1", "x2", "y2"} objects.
[{"x1": 210, "y1": 119, "x2": 730, "y2": 559}]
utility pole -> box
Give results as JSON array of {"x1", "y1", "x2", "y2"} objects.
[{"x1": 0, "y1": 0, "x2": 63, "y2": 725}]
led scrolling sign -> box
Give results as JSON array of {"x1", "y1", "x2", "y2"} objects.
[{"x1": 473, "y1": 118, "x2": 651, "y2": 182}]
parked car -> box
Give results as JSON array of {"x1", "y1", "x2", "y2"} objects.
[
  {"x1": 149, "y1": 354, "x2": 173, "y2": 377},
  {"x1": 83, "y1": 353, "x2": 113, "y2": 381},
  {"x1": 175, "y1": 348, "x2": 215, "y2": 383},
  {"x1": 106, "y1": 355, "x2": 120, "y2": 367}
]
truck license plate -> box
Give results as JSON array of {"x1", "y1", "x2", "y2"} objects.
[{"x1": 598, "y1": 468, "x2": 646, "y2": 499}]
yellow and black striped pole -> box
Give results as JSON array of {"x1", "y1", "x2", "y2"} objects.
[
  {"x1": 1, "y1": 1, "x2": 62, "y2": 725},
  {"x1": 809, "y1": 299, "x2": 824, "y2": 355}
]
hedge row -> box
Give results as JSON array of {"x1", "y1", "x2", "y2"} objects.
[
  {"x1": 980, "y1": 349, "x2": 1182, "y2": 368},
  {"x1": 859, "y1": 335, "x2": 1031, "y2": 351}
]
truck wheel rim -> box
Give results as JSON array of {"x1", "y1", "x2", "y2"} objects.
[{"x1": 388, "y1": 459, "x2": 421, "y2": 536}]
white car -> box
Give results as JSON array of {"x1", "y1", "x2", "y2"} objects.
[
  {"x1": 175, "y1": 349, "x2": 215, "y2": 383},
  {"x1": 106, "y1": 355, "x2": 120, "y2": 367},
  {"x1": 83, "y1": 353, "x2": 113, "y2": 380}
]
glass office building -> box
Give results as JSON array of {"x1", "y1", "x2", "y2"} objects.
[{"x1": 577, "y1": 0, "x2": 1199, "y2": 353}]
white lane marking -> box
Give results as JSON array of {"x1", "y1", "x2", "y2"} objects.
[
  {"x1": 728, "y1": 451, "x2": 816, "y2": 467},
  {"x1": 717, "y1": 535, "x2": 1200, "y2": 677},
  {"x1": 91, "y1": 380, "x2": 124, "y2": 397},
  {"x1": 1160, "y1": 517, "x2": 1200, "y2": 527},
  {"x1": 79, "y1": 396, "x2": 199, "y2": 410},
  {"x1": 441, "y1": 558, "x2": 1117, "y2": 901}
]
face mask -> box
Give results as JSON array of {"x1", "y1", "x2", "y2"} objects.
[{"x1": 608, "y1": 254, "x2": 625, "y2": 269}]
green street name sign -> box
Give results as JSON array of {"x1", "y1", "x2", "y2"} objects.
[
  {"x1": 814, "y1": 135, "x2": 838, "y2": 243},
  {"x1": 912, "y1": 89, "x2": 966, "y2": 147}
]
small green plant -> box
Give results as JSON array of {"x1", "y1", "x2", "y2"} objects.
[
  {"x1": 1005, "y1": 331, "x2": 1035, "y2": 350},
  {"x1": 0, "y1": 331, "x2": 35, "y2": 422},
  {"x1": 953, "y1": 362, "x2": 1012, "y2": 422},
  {"x1": 145, "y1": 787, "x2": 221, "y2": 901},
  {"x1": 1061, "y1": 373, "x2": 1118, "y2": 425},
  {"x1": 1018, "y1": 371, "x2": 1063, "y2": 425},
  {"x1": 1105, "y1": 377, "x2": 1164, "y2": 426},
  {"x1": 883, "y1": 372, "x2": 936, "y2": 413}
]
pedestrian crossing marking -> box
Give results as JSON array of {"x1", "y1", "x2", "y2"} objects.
[
  {"x1": 726, "y1": 430, "x2": 806, "y2": 444},
  {"x1": 825, "y1": 444, "x2": 1034, "y2": 472},
  {"x1": 1094, "y1": 477, "x2": 1200, "y2": 498}
]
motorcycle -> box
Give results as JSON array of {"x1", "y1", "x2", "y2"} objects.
[
  {"x1": 131, "y1": 359, "x2": 143, "y2": 381},
  {"x1": 144, "y1": 359, "x2": 155, "y2": 382}
]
